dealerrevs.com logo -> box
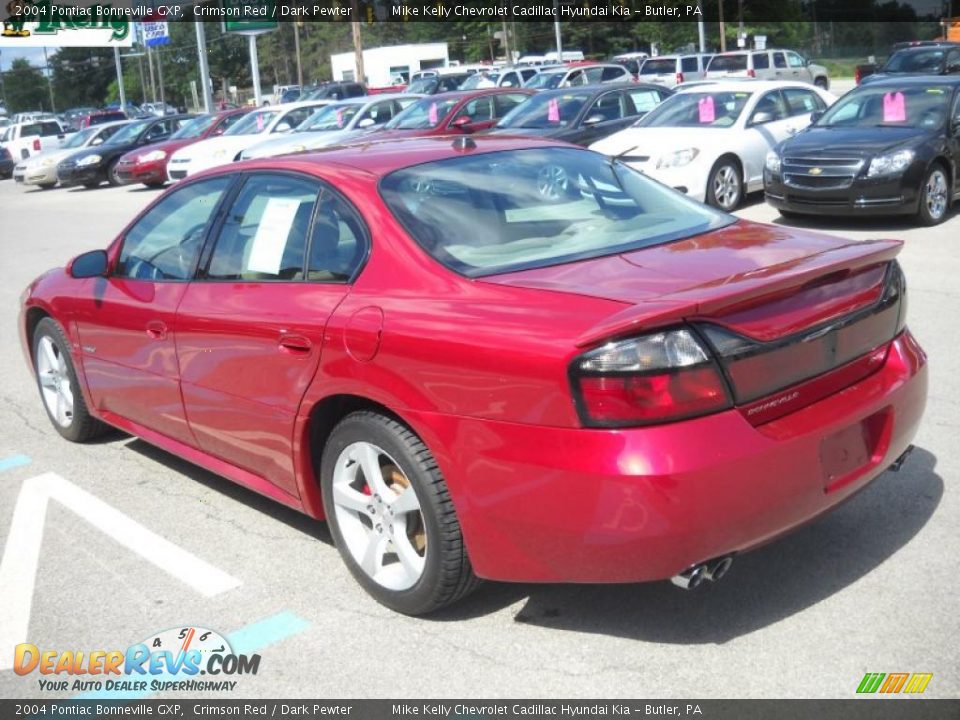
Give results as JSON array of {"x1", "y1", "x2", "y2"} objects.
[
  {"x1": 857, "y1": 672, "x2": 933, "y2": 694},
  {"x1": 13, "y1": 626, "x2": 260, "y2": 693}
]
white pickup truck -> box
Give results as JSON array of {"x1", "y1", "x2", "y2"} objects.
[{"x1": 0, "y1": 118, "x2": 67, "y2": 162}]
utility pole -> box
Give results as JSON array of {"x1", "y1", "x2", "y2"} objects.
[
  {"x1": 351, "y1": 0, "x2": 364, "y2": 84},
  {"x1": 293, "y1": 22, "x2": 303, "y2": 87},
  {"x1": 113, "y1": 46, "x2": 126, "y2": 110},
  {"x1": 0, "y1": 50, "x2": 6, "y2": 105},
  {"x1": 501, "y1": 20, "x2": 510, "y2": 62},
  {"x1": 249, "y1": 34, "x2": 262, "y2": 105},
  {"x1": 42, "y1": 47, "x2": 56, "y2": 112},
  {"x1": 698, "y1": 17, "x2": 705, "y2": 53},
  {"x1": 195, "y1": 21, "x2": 213, "y2": 113},
  {"x1": 156, "y1": 48, "x2": 165, "y2": 107},
  {"x1": 719, "y1": 0, "x2": 726, "y2": 52},
  {"x1": 146, "y1": 45, "x2": 157, "y2": 102},
  {"x1": 554, "y1": 0, "x2": 563, "y2": 60}
]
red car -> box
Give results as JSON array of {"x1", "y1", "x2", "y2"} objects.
[
  {"x1": 372, "y1": 88, "x2": 533, "y2": 139},
  {"x1": 114, "y1": 108, "x2": 249, "y2": 187},
  {"x1": 20, "y1": 137, "x2": 926, "y2": 614}
]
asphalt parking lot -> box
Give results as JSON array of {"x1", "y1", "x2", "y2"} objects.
[{"x1": 0, "y1": 176, "x2": 957, "y2": 699}]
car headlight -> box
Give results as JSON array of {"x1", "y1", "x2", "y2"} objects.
[
  {"x1": 656, "y1": 148, "x2": 699, "y2": 169},
  {"x1": 765, "y1": 150, "x2": 782, "y2": 174},
  {"x1": 76, "y1": 154, "x2": 102, "y2": 167},
  {"x1": 867, "y1": 149, "x2": 915, "y2": 178},
  {"x1": 138, "y1": 150, "x2": 167, "y2": 163}
]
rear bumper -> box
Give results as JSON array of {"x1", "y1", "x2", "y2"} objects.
[
  {"x1": 14, "y1": 164, "x2": 57, "y2": 185},
  {"x1": 411, "y1": 331, "x2": 927, "y2": 583}
]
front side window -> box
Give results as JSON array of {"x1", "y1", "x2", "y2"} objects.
[
  {"x1": 783, "y1": 88, "x2": 825, "y2": 116},
  {"x1": 206, "y1": 174, "x2": 320, "y2": 282},
  {"x1": 626, "y1": 88, "x2": 665, "y2": 114},
  {"x1": 752, "y1": 53, "x2": 770, "y2": 70},
  {"x1": 773, "y1": 52, "x2": 787, "y2": 69},
  {"x1": 380, "y1": 148, "x2": 732, "y2": 277},
  {"x1": 586, "y1": 92, "x2": 624, "y2": 122},
  {"x1": 41, "y1": 122, "x2": 62, "y2": 136},
  {"x1": 453, "y1": 96, "x2": 494, "y2": 123},
  {"x1": 117, "y1": 177, "x2": 231, "y2": 281},
  {"x1": 493, "y1": 93, "x2": 530, "y2": 116},
  {"x1": 497, "y1": 91, "x2": 593, "y2": 129},
  {"x1": 750, "y1": 91, "x2": 788, "y2": 124},
  {"x1": 357, "y1": 101, "x2": 397, "y2": 127},
  {"x1": 787, "y1": 51, "x2": 806, "y2": 68}
]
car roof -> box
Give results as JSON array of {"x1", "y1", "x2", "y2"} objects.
[
  {"x1": 225, "y1": 135, "x2": 574, "y2": 180},
  {"x1": 534, "y1": 82, "x2": 663, "y2": 98},
  {"x1": 858, "y1": 74, "x2": 960, "y2": 87},
  {"x1": 423, "y1": 88, "x2": 534, "y2": 102},
  {"x1": 889, "y1": 44, "x2": 959, "y2": 54},
  {"x1": 676, "y1": 79, "x2": 821, "y2": 92}
]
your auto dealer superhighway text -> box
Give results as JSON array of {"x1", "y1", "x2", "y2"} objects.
[{"x1": 393, "y1": 705, "x2": 701, "y2": 716}]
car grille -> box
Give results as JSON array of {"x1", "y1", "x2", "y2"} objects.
[
  {"x1": 782, "y1": 156, "x2": 864, "y2": 190},
  {"x1": 169, "y1": 169, "x2": 187, "y2": 180}
]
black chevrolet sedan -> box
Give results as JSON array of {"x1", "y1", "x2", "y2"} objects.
[
  {"x1": 488, "y1": 83, "x2": 672, "y2": 146},
  {"x1": 57, "y1": 114, "x2": 193, "y2": 188},
  {"x1": 764, "y1": 77, "x2": 960, "y2": 225}
]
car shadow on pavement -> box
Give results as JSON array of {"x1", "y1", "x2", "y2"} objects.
[
  {"x1": 435, "y1": 447, "x2": 942, "y2": 642},
  {"x1": 770, "y1": 210, "x2": 957, "y2": 233},
  {"x1": 124, "y1": 437, "x2": 334, "y2": 545}
]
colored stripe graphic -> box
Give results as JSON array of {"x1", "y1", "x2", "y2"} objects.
[
  {"x1": 0, "y1": 455, "x2": 31, "y2": 472},
  {"x1": 73, "y1": 611, "x2": 310, "y2": 701},
  {"x1": 904, "y1": 673, "x2": 934, "y2": 694},
  {"x1": 857, "y1": 672, "x2": 885, "y2": 693},
  {"x1": 880, "y1": 673, "x2": 909, "y2": 693}
]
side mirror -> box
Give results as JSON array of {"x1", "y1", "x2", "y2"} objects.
[
  {"x1": 91, "y1": 136, "x2": 103, "y2": 146},
  {"x1": 357, "y1": 117, "x2": 376, "y2": 128},
  {"x1": 809, "y1": 110, "x2": 824, "y2": 124},
  {"x1": 275, "y1": 122, "x2": 292, "y2": 133},
  {"x1": 212, "y1": 126, "x2": 225, "y2": 136},
  {"x1": 751, "y1": 111, "x2": 775, "y2": 125},
  {"x1": 583, "y1": 114, "x2": 605, "y2": 126},
  {"x1": 502, "y1": 80, "x2": 514, "y2": 87},
  {"x1": 451, "y1": 115, "x2": 473, "y2": 130},
  {"x1": 68, "y1": 249, "x2": 108, "y2": 279}
]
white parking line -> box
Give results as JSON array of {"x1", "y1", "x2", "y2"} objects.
[{"x1": 0, "y1": 472, "x2": 241, "y2": 671}]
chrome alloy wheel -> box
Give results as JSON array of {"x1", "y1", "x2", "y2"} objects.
[
  {"x1": 36, "y1": 336, "x2": 74, "y2": 428},
  {"x1": 537, "y1": 164, "x2": 569, "y2": 200},
  {"x1": 925, "y1": 168, "x2": 948, "y2": 221},
  {"x1": 331, "y1": 442, "x2": 427, "y2": 591},
  {"x1": 712, "y1": 164, "x2": 741, "y2": 210}
]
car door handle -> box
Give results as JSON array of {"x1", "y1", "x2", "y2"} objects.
[
  {"x1": 145, "y1": 320, "x2": 167, "y2": 340},
  {"x1": 278, "y1": 333, "x2": 312, "y2": 354}
]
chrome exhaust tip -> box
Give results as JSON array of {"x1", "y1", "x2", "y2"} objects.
[
  {"x1": 670, "y1": 564, "x2": 707, "y2": 590},
  {"x1": 703, "y1": 555, "x2": 734, "y2": 582},
  {"x1": 889, "y1": 445, "x2": 915, "y2": 472}
]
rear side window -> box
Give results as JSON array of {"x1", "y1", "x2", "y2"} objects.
[
  {"x1": 783, "y1": 88, "x2": 826, "y2": 115},
  {"x1": 306, "y1": 190, "x2": 368, "y2": 282},
  {"x1": 752, "y1": 53, "x2": 770, "y2": 70},
  {"x1": 710, "y1": 54, "x2": 748, "y2": 72},
  {"x1": 40, "y1": 122, "x2": 62, "y2": 136},
  {"x1": 601, "y1": 66, "x2": 627, "y2": 81},
  {"x1": 773, "y1": 53, "x2": 787, "y2": 69},
  {"x1": 640, "y1": 58, "x2": 676, "y2": 75},
  {"x1": 681, "y1": 57, "x2": 699, "y2": 73},
  {"x1": 206, "y1": 174, "x2": 320, "y2": 282},
  {"x1": 20, "y1": 123, "x2": 41, "y2": 137}
]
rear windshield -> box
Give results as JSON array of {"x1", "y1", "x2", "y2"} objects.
[
  {"x1": 640, "y1": 58, "x2": 676, "y2": 75},
  {"x1": 379, "y1": 147, "x2": 732, "y2": 277},
  {"x1": 709, "y1": 54, "x2": 749, "y2": 71},
  {"x1": 883, "y1": 49, "x2": 945, "y2": 73}
]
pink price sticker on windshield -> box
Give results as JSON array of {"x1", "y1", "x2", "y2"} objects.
[
  {"x1": 256, "y1": 114, "x2": 265, "y2": 130},
  {"x1": 336, "y1": 109, "x2": 345, "y2": 128},
  {"x1": 428, "y1": 103, "x2": 438, "y2": 125},
  {"x1": 547, "y1": 98, "x2": 561, "y2": 123},
  {"x1": 698, "y1": 96, "x2": 716, "y2": 123},
  {"x1": 883, "y1": 92, "x2": 906, "y2": 122}
]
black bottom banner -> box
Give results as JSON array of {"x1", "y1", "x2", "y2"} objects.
[{"x1": 3, "y1": 700, "x2": 959, "y2": 720}]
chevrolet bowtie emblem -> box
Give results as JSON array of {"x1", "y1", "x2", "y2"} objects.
[{"x1": 809, "y1": 167, "x2": 824, "y2": 175}]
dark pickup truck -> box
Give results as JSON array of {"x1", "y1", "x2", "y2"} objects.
[{"x1": 856, "y1": 41, "x2": 960, "y2": 84}]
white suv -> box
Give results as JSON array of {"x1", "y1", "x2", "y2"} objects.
[
  {"x1": 0, "y1": 118, "x2": 66, "y2": 161},
  {"x1": 637, "y1": 54, "x2": 714, "y2": 88},
  {"x1": 706, "y1": 50, "x2": 830, "y2": 89}
]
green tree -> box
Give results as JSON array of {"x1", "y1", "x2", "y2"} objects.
[
  {"x1": 50, "y1": 48, "x2": 116, "y2": 111},
  {"x1": 4, "y1": 58, "x2": 48, "y2": 113}
]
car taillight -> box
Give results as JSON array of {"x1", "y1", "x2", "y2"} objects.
[
  {"x1": 747, "y1": 69, "x2": 756, "y2": 78},
  {"x1": 855, "y1": 67, "x2": 862, "y2": 85},
  {"x1": 33, "y1": 139, "x2": 41, "y2": 151},
  {"x1": 676, "y1": 72, "x2": 684, "y2": 85},
  {"x1": 571, "y1": 328, "x2": 731, "y2": 427}
]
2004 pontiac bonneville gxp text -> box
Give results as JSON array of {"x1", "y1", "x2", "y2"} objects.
[{"x1": 19, "y1": 136, "x2": 927, "y2": 614}]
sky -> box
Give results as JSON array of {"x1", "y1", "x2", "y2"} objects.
[{"x1": 0, "y1": 47, "x2": 56, "y2": 72}]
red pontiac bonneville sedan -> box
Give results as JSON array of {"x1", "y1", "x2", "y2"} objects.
[
  {"x1": 19, "y1": 137, "x2": 927, "y2": 614},
  {"x1": 114, "y1": 108, "x2": 250, "y2": 188}
]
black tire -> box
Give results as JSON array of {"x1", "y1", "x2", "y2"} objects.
[
  {"x1": 917, "y1": 163, "x2": 951, "y2": 227},
  {"x1": 107, "y1": 160, "x2": 123, "y2": 187},
  {"x1": 320, "y1": 411, "x2": 480, "y2": 615},
  {"x1": 144, "y1": 181, "x2": 166, "y2": 189},
  {"x1": 32, "y1": 317, "x2": 107, "y2": 443},
  {"x1": 38, "y1": 182, "x2": 57, "y2": 190},
  {"x1": 83, "y1": 181, "x2": 101, "y2": 189},
  {"x1": 705, "y1": 156, "x2": 743, "y2": 211},
  {"x1": 814, "y1": 77, "x2": 829, "y2": 91}
]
